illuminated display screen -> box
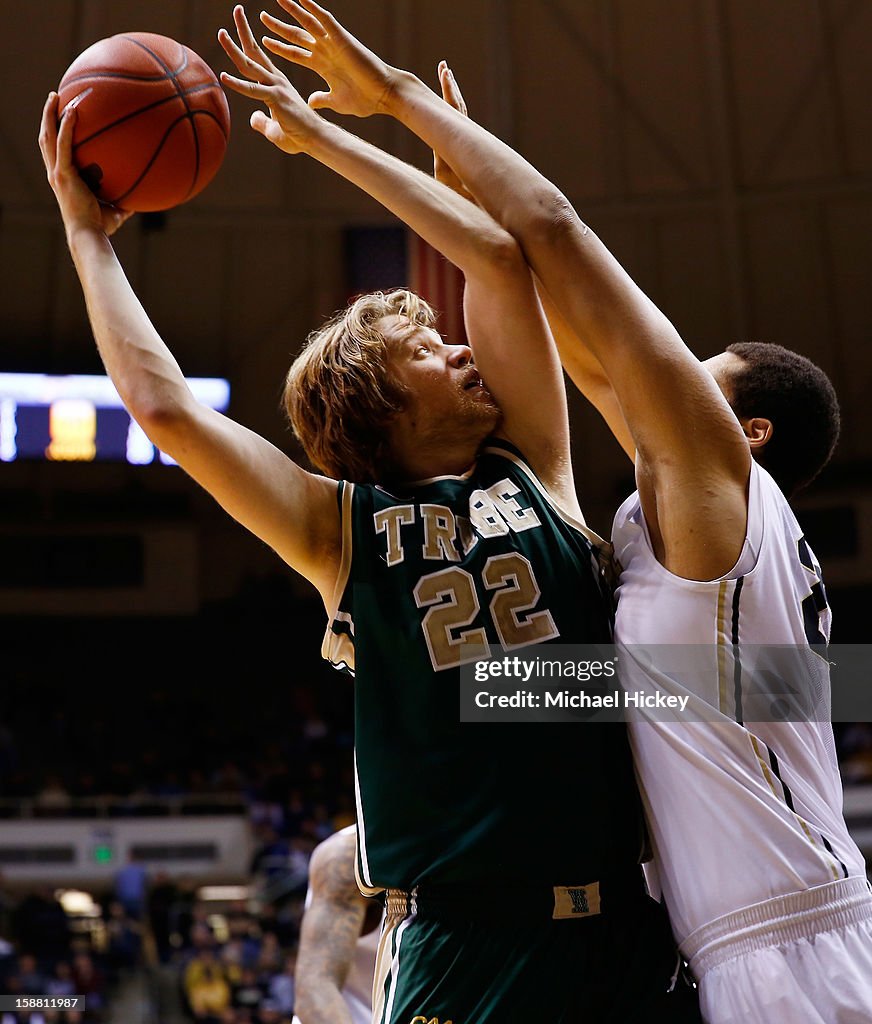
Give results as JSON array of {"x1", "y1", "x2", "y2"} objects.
[{"x1": 0, "y1": 373, "x2": 230, "y2": 465}]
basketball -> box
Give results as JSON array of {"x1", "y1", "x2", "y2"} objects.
[{"x1": 57, "y1": 32, "x2": 231, "y2": 213}]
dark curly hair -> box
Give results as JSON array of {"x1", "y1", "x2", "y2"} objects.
[{"x1": 725, "y1": 342, "x2": 840, "y2": 498}]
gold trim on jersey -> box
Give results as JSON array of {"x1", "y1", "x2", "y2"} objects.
[
  {"x1": 372, "y1": 912, "x2": 414, "y2": 1024},
  {"x1": 749, "y1": 734, "x2": 841, "y2": 881},
  {"x1": 716, "y1": 581, "x2": 729, "y2": 714},
  {"x1": 321, "y1": 481, "x2": 356, "y2": 670},
  {"x1": 353, "y1": 748, "x2": 383, "y2": 898}
]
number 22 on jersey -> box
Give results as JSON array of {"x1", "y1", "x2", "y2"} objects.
[{"x1": 413, "y1": 553, "x2": 559, "y2": 671}]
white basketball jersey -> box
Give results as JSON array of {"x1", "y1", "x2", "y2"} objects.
[
  {"x1": 290, "y1": 927, "x2": 376, "y2": 1024},
  {"x1": 611, "y1": 460, "x2": 867, "y2": 946},
  {"x1": 342, "y1": 920, "x2": 380, "y2": 1024}
]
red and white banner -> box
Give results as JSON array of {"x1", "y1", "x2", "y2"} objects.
[{"x1": 407, "y1": 232, "x2": 468, "y2": 346}]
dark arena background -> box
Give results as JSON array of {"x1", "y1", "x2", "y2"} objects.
[{"x1": 2, "y1": 1, "x2": 871, "y2": 1021}]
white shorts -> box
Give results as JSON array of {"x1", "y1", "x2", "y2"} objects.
[{"x1": 682, "y1": 876, "x2": 872, "y2": 1024}]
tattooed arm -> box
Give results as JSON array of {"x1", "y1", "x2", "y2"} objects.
[{"x1": 292, "y1": 829, "x2": 371, "y2": 1024}]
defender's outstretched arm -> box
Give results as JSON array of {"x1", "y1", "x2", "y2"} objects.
[{"x1": 432, "y1": 62, "x2": 635, "y2": 463}]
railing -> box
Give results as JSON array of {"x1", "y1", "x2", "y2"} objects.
[{"x1": 0, "y1": 793, "x2": 249, "y2": 819}]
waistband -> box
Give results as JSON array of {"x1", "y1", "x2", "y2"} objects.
[
  {"x1": 683, "y1": 875, "x2": 872, "y2": 979},
  {"x1": 383, "y1": 866, "x2": 653, "y2": 924}
]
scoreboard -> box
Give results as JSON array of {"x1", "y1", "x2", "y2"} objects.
[{"x1": 0, "y1": 373, "x2": 230, "y2": 465}]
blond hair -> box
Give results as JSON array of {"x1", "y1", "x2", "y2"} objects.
[{"x1": 284, "y1": 289, "x2": 437, "y2": 483}]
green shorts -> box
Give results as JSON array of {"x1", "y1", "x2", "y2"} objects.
[{"x1": 372, "y1": 877, "x2": 701, "y2": 1024}]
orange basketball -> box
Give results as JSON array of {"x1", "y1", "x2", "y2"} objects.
[{"x1": 57, "y1": 32, "x2": 231, "y2": 213}]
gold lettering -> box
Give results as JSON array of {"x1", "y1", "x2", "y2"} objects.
[
  {"x1": 456, "y1": 515, "x2": 479, "y2": 556},
  {"x1": 374, "y1": 505, "x2": 415, "y2": 566},
  {"x1": 468, "y1": 489, "x2": 509, "y2": 537},
  {"x1": 486, "y1": 479, "x2": 540, "y2": 531},
  {"x1": 421, "y1": 504, "x2": 460, "y2": 562}
]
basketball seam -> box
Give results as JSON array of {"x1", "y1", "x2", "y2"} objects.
[
  {"x1": 72, "y1": 83, "x2": 226, "y2": 149},
  {"x1": 125, "y1": 35, "x2": 190, "y2": 78},
  {"x1": 109, "y1": 111, "x2": 224, "y2": 206},
  {"x1": 129, "y1": 36, "x2": 200, "y2": 200},
  {"x1": 62, "y1": 69, "x2": 183, "y2": 85}
]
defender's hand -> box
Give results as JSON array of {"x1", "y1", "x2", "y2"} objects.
[
  {"x1": 433, "y1": 61, "x2": 475, "y2": 204},
  {"x1": 219, "y1": 5, "x2": 323, "y2": 155},
  {"x1": 38, "y1": 92, "x2": 133, "y2": 239},
  {"x1": 259, "y1": 0, "x2": 398, "y2": 118}
]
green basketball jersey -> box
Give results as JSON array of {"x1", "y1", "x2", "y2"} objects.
[{"x1": 321, "y1": 439, "x2": 645, "y2": 892}]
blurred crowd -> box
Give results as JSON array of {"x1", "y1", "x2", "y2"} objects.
[
  {"x1": 0, "y1": 884, "x2": 127, "y2": 1024},
  {"x1": 0, "y1": 808, "x2": 342, "y2": 1024}
]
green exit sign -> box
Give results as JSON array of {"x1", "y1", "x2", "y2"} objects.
[{"x1": 92, "y1": 844, "x2": 115, "y2": 864}]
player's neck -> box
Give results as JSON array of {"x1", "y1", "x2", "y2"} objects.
[{"x1": 387, "y1": 437, "x2": 480, "y2": 484}]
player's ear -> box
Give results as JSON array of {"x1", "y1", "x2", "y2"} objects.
[{"x1": 738, "y1": 416, "x2": 773, "y2": 452}]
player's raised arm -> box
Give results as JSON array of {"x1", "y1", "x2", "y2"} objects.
[
  {"x1": 261, "y1": 0, "x2": 751, "y2": 579},
  {"x1": 218, "y1": 6, "x2": 578, "y2": 512},
  {"x1": 433, "y1": 63, "x2": 635, "y2": 464},
  {"x1": 38, "y1": 91, "x2": 341, "y2": 605}
]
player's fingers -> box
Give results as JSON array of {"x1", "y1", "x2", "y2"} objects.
[
  {"x1": 277, "y1": 0, "x2": 329, "y2": 37},
  {"x1": 55, "y1": 98, "x2": 79, "y2": 173},
  {"x1": 307, "y1": 90, "x2": 336, "y2": 112},
  {"x1": 38, "y1": 92, "x2": 59, "y2": 171},
  {"x1": 218, "y1": 29, "x2": 274, "y2": 86},
  {"x1": 438, "y1": 63, "x2": 466, "y2": 114},
  {"x1": 438, "y1": 63, "x2": 452, "y2": 102},
  {"x1": 217, "y1": 27, "x2": 258, "y2": 74},
  {"x1": 260, "y1": 12, "x2": 316, "y2": 50},
  {"x1": 231, "y1": 5, "x2": 278, "y2": 71},
  {"x1": 442, "y1": 65, "x2": 468, "y2": 116},
  {"x1": 262, "y1": 35, "x2": 314, "y2": 68},
  {"x1": 219, "y1": 70, "x2": 272, "y2": 106},
  {"x1": 105, "y1": 206, "x2": 134, "y2": 236},
  {"x1": 249, "y1": 109, "x2": 286, "y2": 148}
]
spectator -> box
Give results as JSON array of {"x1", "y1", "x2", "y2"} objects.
[
  {"x1": 71, "y1": 951, "x2": 107, "y2": 1022},
  {"x1": 12, "y1": 888, "x2": 70, "y2": 964},
  {"x1": 184, "y1": 950, "x2": 231, "y2": 1024},
  {"x1": 218, "y1": 939, "x2": 245, "y2": 986},
  {"x1": 230, "y1": 967, "x2": 265, "y2": 1018},
  {"x1": 45, "y1": 960, "x2": 76, "y2": 997},
  {"x1": 16, "y1": 953, "x2": 47, "y2": 994},
  {"x1": 103, "y1": 900, "x2": 143, "y2": 976},
  {"x1": 34, "y1": 774, "x2": 72, "y2": 815},
  {"x1": 112, "y1": 852, "x2": 148, "y2": 922},
  {"x1": 146, "y1": 870, "x2": 178, "y2": 965},
  {"x1": 266, "y1": 955, "x2": 295, "y2": 1019},
  {"x1": 254, "y1": 933, "x2": 282, "y2": 980}
]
